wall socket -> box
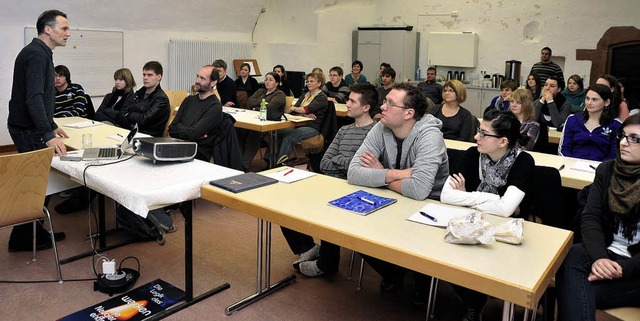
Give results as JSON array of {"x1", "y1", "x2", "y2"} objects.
[{"x1": 451, "y1": 11, "x2": 459, "y2": 17}]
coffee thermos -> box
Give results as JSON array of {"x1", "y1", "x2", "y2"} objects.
[
  {"x1": 505, "y1": 60, "x2": 522, "y2": 86},
  {"x1": 447, "y1": 71, "x2": 453, "y2": 81}
]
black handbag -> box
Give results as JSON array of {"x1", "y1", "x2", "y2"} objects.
[{"x1": 267, "y1": 108, "x2": 286, "y2": 121}]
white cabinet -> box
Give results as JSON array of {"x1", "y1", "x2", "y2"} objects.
[
  {"x1": 354, "y1": 29, "x2": 419, "y2": 83},
  {"x1": 427, "y1": 32, "x2": 479, "y2": 68},
  {"x1": 464, "y1": 87, "x2": 500, "y2": 118}
]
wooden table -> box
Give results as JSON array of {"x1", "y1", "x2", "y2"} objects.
[
  {"x1": 445, "y1": 139, "x2": 596, "y2": 190},
  {"x1": 201, "y1": 171, "x2": 573, "y2": 317},
  {"x1": 548, "y1": 129, "x2": 561, "y2": 144},
  {"x1": 223, "y1": 107, "x2": 311, "y2": 167},
  {"x1": 55, "y1": 117, "x2": 130, "y2": 150}
]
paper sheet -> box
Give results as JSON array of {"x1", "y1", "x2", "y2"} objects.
[
  {"x1": 63, "y1": 120, "x2": 102, "y2": 128},
  {"x1": 571, "y1": 161, "x2": 597, "y2": 173},
  {"x1": 407, "y1": 203, "x2": 476, "y2": 227},
  {"x1": 264, "y1": 167, "x2": 317, "y2": 183}
]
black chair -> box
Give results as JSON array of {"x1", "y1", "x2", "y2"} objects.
[
  {"x1": 306, "y1": 101, "x2": 338, "y2": 173},
  {"x1": 84, "y1": 94, "x2": 96, "y2": 120}
]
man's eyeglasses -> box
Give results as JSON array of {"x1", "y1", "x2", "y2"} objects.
[
  {"x1": 618, "y1": 133, "x2": 640, "y2": 144},
  {"x1": 382, "y1": 98, "x2": 408, "y2": 109},
  {"x1": 476, "y1": 128, "x2": 503, "y2": 139}
]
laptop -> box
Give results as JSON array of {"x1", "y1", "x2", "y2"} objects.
[{"x1": 80, "y1": 124, "x2": 138, "y2": 161}]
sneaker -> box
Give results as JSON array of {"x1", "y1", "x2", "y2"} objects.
[
  {"x1": 463, "y1": 307, "x2": 483, "y2": 321},
  {"x1": 298, "y1": 260, "x2": 324, "y2": 277},
  {"x1": 293, "y1": 244, "x2": 320, "y2": 269}
]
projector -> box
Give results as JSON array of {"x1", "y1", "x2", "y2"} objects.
[{"x1": 132, "y1": 137, "x2": 197, "y2": 162}]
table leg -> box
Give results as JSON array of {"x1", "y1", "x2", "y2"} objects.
[
  {"x1": 268, "y1": 131, "x2": 278, "y2": 168},
  {"x1": 147, "y1": 200, "x2": 230, "y2": 320},
  {"x1": 99, "y1": 194, "x2": 106, "y2": 248},
  {"x1": 225, "y1": 219, "x2": 296, "y2": 315}
]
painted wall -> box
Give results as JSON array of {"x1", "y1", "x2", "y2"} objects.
[{"x1": 2, "y1": 0, "x2": 639, "y2": 145}]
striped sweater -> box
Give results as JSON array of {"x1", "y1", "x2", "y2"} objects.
[
  {"x1": 320, "y1": 122, "x2": 376, "y2": 179},
  {"x1": 54, "y1": 83, "x2": 88, "y2": 117}
]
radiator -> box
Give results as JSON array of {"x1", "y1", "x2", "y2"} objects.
[{"x1": 168, "y1": 39, "x2": 252, "y2": 91}]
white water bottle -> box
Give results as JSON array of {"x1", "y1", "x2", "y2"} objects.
[
  {"x1": 259, "y1": 98, "x2": 267, "y2": 121},
  {"x1": 416, "y1": 66, "x2": 421, "y2": 81}
]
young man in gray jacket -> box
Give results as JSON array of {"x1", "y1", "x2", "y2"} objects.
[{"x1": 347, "y1": 82, "x2": 449, "y2": 306}]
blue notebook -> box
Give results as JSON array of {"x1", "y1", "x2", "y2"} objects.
[{"x1": 328, "y1": 190, "x2": 397, "y2": 216}]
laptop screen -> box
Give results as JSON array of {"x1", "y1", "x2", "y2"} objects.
[{"x1": 119, "y1": 124, "x2": 138, "y2": 153}]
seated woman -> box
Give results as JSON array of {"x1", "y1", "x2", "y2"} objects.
[
  {"x1": 560, "y1": 84, "x2": 622, "y2": 161},
  {"x1": 597, "y1": 74, "x2": 630, "y2": 121},
  {"x1": 273, "y1": 64, "x2": 292, "y2": 96},
  {"x1": 94, "y1": 68, "x2": 136, "y2": 125},
  {"x1": 525, "y1": 72, "x2": 542, "y2": 101},
  {"x1": 440, "y1": 110, "x2": 534, "y2": 321},
  {"x1": 430, "y1": 79, "x2": 475, "y2": 142},
  {"x1": 273, "y1": 71, "x2": 328, "y2": 165},
  {"x1": 556, "y1": 114, "x2": 640, "y2": 321},
  {"x1": 534, "y1": 75, "x2": 572, "y2": 129},
  {"x1": 561, "y1": 74, "x2": 586, "y2": 113},
  {"x1": 345, "y1": 60, "x2": 367, "y2": 86},
  {"x1": 509, "y1": 88, "x2": 540, "y2": 151},
  {"x1": 484, "y1": 79, "x2": 517, "y2": 113},
  {"x1": 234, "y1": 62, "x2": 259, "y2": 97},
  {"x1": 237, "y1": 71, "x2": 286, "y2": 170}
]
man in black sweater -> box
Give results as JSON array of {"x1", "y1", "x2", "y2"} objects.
[
  {"x1": 212, "y1": 59, "x2": 237, "y2": 107},
  {"x1": 7, "y1": 10, "x2": 70, "y2": 252}
]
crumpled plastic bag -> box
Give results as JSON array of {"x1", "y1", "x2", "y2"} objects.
[
  {"x1": 493, "y1": 218, "x2": 524, "y2": 245},
  {"x1": 444, "y1": 212, "x2": 495, "y2": 245}
]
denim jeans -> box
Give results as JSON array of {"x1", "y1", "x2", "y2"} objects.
[
  {"x1": 556, "y1": 243, "x2": 640, "y2": 321},
  {"x1": 8, "y1": 127, "x2": 48, "y2": 152},
  {"x1": 275, "y1": 126, "x2": 319, "y2": 160}
]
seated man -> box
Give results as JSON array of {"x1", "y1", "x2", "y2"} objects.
[
  {"x1": 417, "y1": 66, "x2": 443, "y2": 105},
  {"x1": 115, "y1": 61, "x2": 170, "y2": 137},
  {"x1": 348, "y1": 83, "x2": 449, "y2": 304},
  {"x1": 212, "y1": 59, "x2": 237, "y2": 107},
  {"x1": 168, "y1": 65, "x2": 223, "y2": 162},
  {"x1": 322, "y1": 66, "x2": 350, "y2": 104},
  {"x1": 54, "y1": 65, "x2": 88, "y2": 117},
  {"x1": 281, "y1": 83, "x2": 378, "y2": 277},
  {"x1": 375, "y1": 67, "x2": 396, "y2": 117}
]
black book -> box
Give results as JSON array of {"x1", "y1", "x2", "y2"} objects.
[{"x1": 209, "y1": 173, "x2": 278, "y2": 193}]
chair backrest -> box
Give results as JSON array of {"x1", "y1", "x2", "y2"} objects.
[
  {"x1": 285, "y1": 96, "x2": 295, "y2": 109},
  {"x1": 0, "y1": 148, "x2": 54, "y2": 227},
  {"x1": 164, "y1": 90, "x2": 188, "y2": 109},
  {"x1": 236, "y1": 91, "x2": 249, "y2": 109}
]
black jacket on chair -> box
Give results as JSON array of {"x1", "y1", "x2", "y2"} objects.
[{"x1": 211, "y1": 113, "x2": 243, "y2": 171}]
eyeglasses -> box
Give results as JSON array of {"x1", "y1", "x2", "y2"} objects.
[
  {"x1": 476, "y1": 128, "x2": 503, "y2": 139},
  {"x1": 382, "y1": 98, "x2": 408, "y2": 109},
  {"x1": 618, "y1": 133, "x2": 640, "y2": 144}
]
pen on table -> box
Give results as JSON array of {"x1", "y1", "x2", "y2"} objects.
[
  {"x1": 589, "y1": 165, "x2": 597, "y2": 171},
  {"x1": 283, "y1": 169, "x2": 294, "y2": 176},
  {"x1": 116, "y1": 133, "x2": 124, "y2": 137},
  {"x1": 358, "y1": 197, "x2": 375, "y2": 205},
  {"x1": 558, "y1": 164, "x2": 565, "y2": 171},
  {"x1": 419, "y1": 211, "x2": 438, "y2": 222}
]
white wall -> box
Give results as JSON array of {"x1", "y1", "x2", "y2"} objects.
[{"x1": 3, "y1": 0, "x2": 639, "y2": 146}]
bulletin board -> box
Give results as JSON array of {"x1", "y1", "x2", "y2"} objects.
[
  {"x1": 233, "y1": 59, "x2": 261, "y2": 77},
  {"x1": 24, "y1": 27, "x2": 124, "y2": 97}
]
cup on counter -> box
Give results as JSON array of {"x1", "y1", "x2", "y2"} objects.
[{"x1": 82, "y1": 133, "x2": 92, "y2": 149}]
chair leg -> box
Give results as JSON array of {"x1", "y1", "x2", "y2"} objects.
[
  {"x1": 356, "y1": 257, "x2": 365, "y2": 291},
  {"x1": 31, "y1": 222, "x2": 37, "y2": 261},
  {"x1": 347, "y1": 250, "x2": 355, "y2": 280},
  {"x1": 43, "y1": 207, "x2": 63, "y2": 283}
]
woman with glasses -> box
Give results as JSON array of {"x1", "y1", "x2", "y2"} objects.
[
  {"x1": 440, "y1": 110, "x2": 534, "y2": 321},
  {"x1": 560, "y1": 84, "x2": 622, "y2": 161},
  {"x1": 430, "y1": 79, "x2": 475, "y2": 142},
  {"x1": 556, "y1": 114, "x2": 640, "y2": 321}
]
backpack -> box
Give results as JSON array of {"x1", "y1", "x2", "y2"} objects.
[{"x1": 116, "y1": 205, "x2": 175, "y2": 245}]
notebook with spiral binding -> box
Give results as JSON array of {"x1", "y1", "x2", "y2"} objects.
[{"x1": 328, "y1": 190, "x2": 397, "y2": 216}]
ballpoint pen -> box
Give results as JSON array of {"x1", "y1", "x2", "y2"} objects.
[
  {"x1": 283, "y1": 169, "x2": 294, "y2": 176},
  {"x1": 589, "y1": 165, "x2": 597, "y2": 171},
  {"x1": 358, "y1": 197, "x2": 375, "y2": 205},
  {"x1": 419, "y1": 211, "x2": 438, "y2": 222},
  {"x1": 558, "y1": 164, "x2": 565, "y2": 171}
]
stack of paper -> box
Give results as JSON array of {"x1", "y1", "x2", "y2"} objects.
[
  {"x1": 264, "y1": 167, "x2": 317, "y2": 183},
  {"x1": 407, "y1": 203, "x2": 476, "y2": 227}
]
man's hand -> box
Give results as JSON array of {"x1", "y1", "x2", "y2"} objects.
[
  {"x1": 224, "y1": 101, "x2": 235, "y2": 107},
  {"x1": 54, "y1": 127, "x2": 68, "y2": 138},
  {"x1": 359, "y1": 150, "x2": 384, "y2": 169},
  {"x1": 47, "y1": 137, "x2": 67, "y2": 156},
  {"x1": 588, "y1": 258, "x2": 623, "y2": 281},
  {"x1": 542, "y1": 90, "x2": 553, "y2": 102}
]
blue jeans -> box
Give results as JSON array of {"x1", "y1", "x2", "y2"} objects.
[
  {"x1": 556, "y1": 243, "x2": 640, "y2": 321},
  {"x1": 8, "y1": 127, "x2": 48, "y2": 152},
  {"x1": 275, "y1": 126, "x2": 318, "y2": 160}
]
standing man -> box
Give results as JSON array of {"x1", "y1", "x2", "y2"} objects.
[
  {"x1": 212, "y1": 59, "x2": 237, "y2": 107},
  {"x1": 116, "y1": 61, "x2": 169, "y2": 137},
  {"x1": 7, "y1": 10, "x2": 70, "y2": 252},
  {"x1": 168, "y1": 65, "x2": 223, "y2": 162},
  {"x1": 529, "y1": 46, "x2": 565, "y2": 85},
  {"x1": 348, "y1": 83, "x2": 449, "y2": 298},
  {"x1": 417, "y1": 66, "x2": 443, "y2": 105},
  {"x1": 322, "y1": 66, "x2": 350, "y2": 104},
  {"x1": 54, "y1": 65, "x2": 88, "y2": 117},
  {"x1": 282, "y1": 84, "x2": 378, "y2": 277}
]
